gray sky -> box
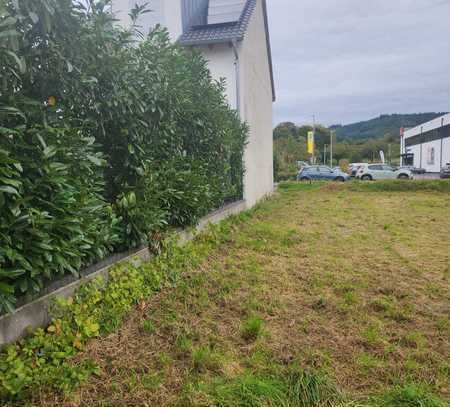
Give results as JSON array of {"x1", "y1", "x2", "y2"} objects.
[{"x1": 266, "y1": 0, "x2": 450, "y2": 126}]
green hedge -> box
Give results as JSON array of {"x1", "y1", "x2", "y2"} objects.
[{"x1": 0, "y1": 0, "x2": 247, "y2": 313}]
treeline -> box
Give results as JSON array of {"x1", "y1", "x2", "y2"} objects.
[
  {"x1": 0, "y1": 0, "x2": 247, "y2": 313},
  {"x1": 273, "y1": 122, "x2": 400, "y2": 181},
  {"x1": 330, "y1": 113, "x2": 446, "y2": 140}
]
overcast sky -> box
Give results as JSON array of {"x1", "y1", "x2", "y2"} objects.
[{"x1": 266, "y1": 0, "x2": 450, "y2": 127}]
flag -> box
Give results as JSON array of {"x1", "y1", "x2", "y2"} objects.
[{"x1": 307, "y1": 131, "x2": 315, "y2": 155}]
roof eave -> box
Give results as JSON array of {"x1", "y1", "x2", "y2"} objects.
[
  {"x1": 179, "y1": 35, "x2": 244, "y2": 47},
  {"x1": 261, "y1": 0, "x2": 276, "y2": 102}
]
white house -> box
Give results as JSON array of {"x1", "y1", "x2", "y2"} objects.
[
  {"x1": 111, "y1": 0, "x2": 275, "y2": 207},
  {"x1": 401, "y1": 113, "x2": 450, "y2": 172}
]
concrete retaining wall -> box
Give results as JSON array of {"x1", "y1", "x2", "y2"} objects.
[{"x1": 0, "y1": 200, "x2": 247, "y2": 347}]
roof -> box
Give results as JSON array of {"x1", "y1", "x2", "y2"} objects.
[
  {"x1": 179, "y1": 0, "x2": 276, "y2": 101},
  {"x1": 179, "y1": 0, "x2": 256, "y2": 45}
]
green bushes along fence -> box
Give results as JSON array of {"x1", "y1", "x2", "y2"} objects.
[{"x1": 0, "y1": 0, "x2": 248, "y2": 313}]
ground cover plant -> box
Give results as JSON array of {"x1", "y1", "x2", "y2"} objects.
[
  {"x1": 4, "y1": 181, "x2": 447, "y2": 406},
  {"x1": 0, "y1": 0, "x2": 247, "y2": 312}
]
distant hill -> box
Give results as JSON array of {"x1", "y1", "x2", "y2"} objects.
[{"x1": 330, "y1": 113, "x2": 447, "y2": 141}]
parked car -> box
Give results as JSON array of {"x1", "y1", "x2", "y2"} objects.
[
  {"x1": 298, "y1": 166, "x2": 351, "y2": 182},
  {"x1": 349, "y1": 163, "x2": 367, "y2": 177},
  {"x1": 400, "y1": 165, "x2": 426, "y2": 175},
  {"x1": 440, "y1": 164, "x2": 450, "y2": 179},
  {"x1": 356, "y1": 164, "x2": 413, "y2": 180},
  {"x1": 297, "y1": 161, "x2": 310, "y2": 169}
]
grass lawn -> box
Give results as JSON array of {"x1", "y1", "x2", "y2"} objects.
[{"x1": 30, "y1": 182, "x2": 450, "y2": 406}]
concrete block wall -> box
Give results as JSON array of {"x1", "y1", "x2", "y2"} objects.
[{"x1": 0, "y1": 200, "x2": 247, "y2": 347}]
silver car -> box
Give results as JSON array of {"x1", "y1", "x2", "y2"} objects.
[{"x1": 356, "y1": 164, "x2": 413, "y2": 180}]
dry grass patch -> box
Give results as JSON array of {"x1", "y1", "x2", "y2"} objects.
[{"x1": 24, "y1": 182, "x2": 450, "y2": 406}]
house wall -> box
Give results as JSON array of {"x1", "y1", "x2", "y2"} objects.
[
  {"x1": 238, "y1": 0, "x2": 274, "y2": 206},
  {"x1": 443, "y1": 137, "x2": 450, "y2": 166},
  {"x1": 195, "y1": 44, "x2": 238, "y2": 111},
  {"x1": 111, "y1": 0, "x2": 182, "y2": 40}
]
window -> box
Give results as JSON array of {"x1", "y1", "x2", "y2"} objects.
[
  {"x1": 319, "y1": 166, "x2": 331, "y2": 172},
  {"x1": 405, "y1": 124, "x2": 450, "y2": 148},
  {"x1": 427, "y1": 147, "x2": 435, "y2": 165},
  {"x1": 369, "y1": 165, "x2": 383, "y2": 171},
  {"x1": 382, "y1": 165, "x2": 394, "y2": 171}
]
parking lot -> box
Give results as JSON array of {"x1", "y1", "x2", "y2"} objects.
[{"x1": 414, "y1": 173, "x2": 442, "y2": 180}]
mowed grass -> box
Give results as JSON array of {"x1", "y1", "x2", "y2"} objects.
[{"x1": 29, "y1": 181, "x2": 450, "y2": 406}]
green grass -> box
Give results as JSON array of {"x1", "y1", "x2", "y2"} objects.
[
  {"x1": 27, "y1": 180, "x2": 450, "y2": 406},
  {"x1": 347, "y1": 179, "x2": 450, "y2": 192},
  {"x1": 241, "y1": 315, "x2": 264, "y2": 341},
  {"x1": 374, "y1": 384, "x2": 449, "y2": 407},
  {"x1": 210, "y1": 370, "x2": 350, "y2": 407}
]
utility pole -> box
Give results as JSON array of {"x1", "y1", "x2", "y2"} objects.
[
  {"x1": 324, "y1": 144, "x2": 327, "y2": 165},
  {"x1": 330, "y1": 130, "x2": 334, "y2": 167},
  {"x1": 312, "y1": 115, "x2": 316, "y2": 165}
]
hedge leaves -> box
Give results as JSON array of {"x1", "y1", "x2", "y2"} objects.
[{"x1": 0, "y1": 0, "x2": 247, "y2": 313}]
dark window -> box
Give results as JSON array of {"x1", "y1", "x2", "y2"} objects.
[
  {"x1": 405, "y1": 124, "x2": 450, "y2": 147},
  {"x1": 369, "y1": 165, "x2": 383, "y2": 170}
]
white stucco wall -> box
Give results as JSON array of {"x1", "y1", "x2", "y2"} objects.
[
  {"x1": 419, "y1": 139, "x2": 441, "y2": 172},
  {"x1": 195, "y1": 44, "x2": 238, "y2": 111},
  {"x1": 238, "y1": 0, "x2": 274, "y2": 207},
  {"x1": 443, "y1": 138, "x2": 450, "y2": 166},
  {"x1": 110, "y1": 0, "x2": 182, "y2": 40}
]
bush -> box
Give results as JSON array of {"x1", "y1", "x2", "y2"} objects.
[
  {"x1": 0, "y1": 126, "x2": 118, "y2": 313},
  {"x1": 0, "y1": 0, "x2": 247, "y2": 312}
]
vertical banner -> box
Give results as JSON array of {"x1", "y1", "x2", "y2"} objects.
[{"x1": 307, "y1": 131, "x2": 315, "y2": 155}]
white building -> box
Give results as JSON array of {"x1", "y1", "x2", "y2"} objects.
[
  {"x1": 111, "y1": 0, "x2": 276, "y2": 207},
  {"x1": 401, "y1": 113, "x2": 450, "y2": 172}
]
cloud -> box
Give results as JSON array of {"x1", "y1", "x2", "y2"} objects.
[{"x1": 267, "y1": 0, "x2": 450, "y2": 126}]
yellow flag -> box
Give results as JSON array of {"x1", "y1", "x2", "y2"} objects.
[{"x1": 307, "y1": 131, "x2": 315, "y2": 155}]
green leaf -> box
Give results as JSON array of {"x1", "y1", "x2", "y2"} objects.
[
  {"x1": 87, "y1": 155, "x2": 104, "y2": 166},
  {"x1": 5, "y1": 50, "x2": 26, "y2": 74},
  {"x1": 0, "y1": 185, "x2": 18, "y2": 195}
]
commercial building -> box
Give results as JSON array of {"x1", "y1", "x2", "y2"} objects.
[{"x1": 401, "y1": 113, "x2": 450, "y2": 172}]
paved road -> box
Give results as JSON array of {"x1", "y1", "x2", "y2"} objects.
[{"x1": 415, "y1": 173, "x2": 441, "y2": 180}]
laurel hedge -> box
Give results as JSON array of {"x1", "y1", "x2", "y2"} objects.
[{"x1": 0, "y1": 0, "x2": 247, "y2": 313}]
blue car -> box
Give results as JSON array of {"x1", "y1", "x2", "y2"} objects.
[{"x1": 297, "y1": 166, "x2": 351, "y2": 182}]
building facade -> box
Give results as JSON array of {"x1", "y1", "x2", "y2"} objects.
[
  {"x1": 401, "y1": 113, "x2": 450, "y2": 172},
  {"x1": 110, "y1": 0, "x2": 275, "y2": 208}
]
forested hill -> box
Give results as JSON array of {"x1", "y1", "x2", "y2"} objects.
[{"x1": 330, "y1": 113, "x2": 447, "y2": 140}]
